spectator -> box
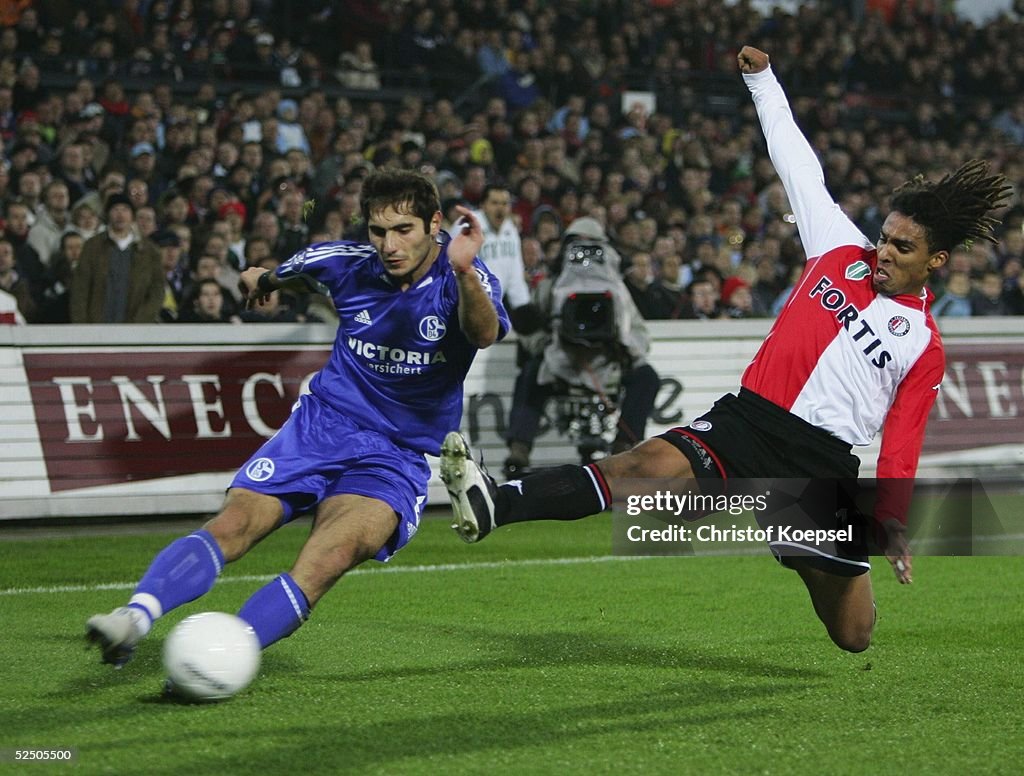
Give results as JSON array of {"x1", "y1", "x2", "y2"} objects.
[
  {"x1": 521, "y1": 235, "x2": 546, "y2": 288},
  {"x1": 52, "y1": 142, "x2": 94, "y2": 202},
  {"x1": 135, "y1": 205, "x2": 158, "y2": 239},
  {"x1": 218, "y1": 201, "x2": 248, "y2": 263},
  {"x1": 688, "y1": 277, "x2": 722, "y2": 320},
  {"x1": 38, "y1": 231, "x2": 85, "y2": 323},
  {"x1": 243, "y1": 236, "x2": 272, "y2": 269},
  {"x1": 931, "y1": 271, "x2": 972, "y2": 318},
  {"x1": 153, "y1": 229, "x2": 187, "y2": 321},
  {"x1": 336, "y1": 41, "x2": 381, "y2": 90},
  {"x1": 721, "y1": 276, "x2": 758, "y2": 319},
  {"x1": 96, "y1": 168, "x2": 127, "y2": 204},
  {"x1": 70, "y1": 196, "x2": 103, "y2": 241},
  {"x1": 14, "y1": 169, "x2": 42, "y2": 218},
  {"x1": 158, "y1": 190, "x2": 190, "y2": 227},
  {"x1": 498, "y1": 52, "x2": 541, "y2": 112},
  {"x1": 276, "y1": 98, "x2": 310, "y2": 155},
  {"x1": 69, "y1": 194, "x2": 164, "y2": 323},
  {"x1": 624, "y1": 251, "x2": 667, "y2": 320},
  {"x1": 178, "y1": 277, "x2": 241, "y2": 323},
  {"x1": 27, "y1": 180, "x2": 72, "y2": 267},
  {"x1": 971, "y1": 270, "x2": 1011, "y2": 316},
  {"x1": 647, "y1": 253, "x2": 694, "y2": 320},
  {"x1": 476, "y1": 28, "x2": 510, "y2": 80},
  {"x1": 201, "y1": 232, "x2": 242, "y2": 299},
  {"x1": 511, "y1": 174, "x2": 542, "y2": 229},
  {"x1": 276, "y1": 189, "x2": 310, "y2": 258},
  {"x1": 284, "y1": 147, "x2": 314, "y2": 193},
  {"x1": 3, "y1": 200, "x2": 46, "y2": 304},
  {"x1": 126, "y1": 177, "x2": 150, "y2": 210},
  {"x1": 181, "y1": 253, "x2": 241, "y2": 319},
  {"x1": 128, "y1": 141, "x2": 165, "y2": 197},
  {"x1": 472, "y1": 182, "x2": 535, "y2": 332}
]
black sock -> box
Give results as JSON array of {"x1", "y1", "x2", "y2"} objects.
[{"x1": 497, "y1": 464, "x2": 610, "y2": 525}]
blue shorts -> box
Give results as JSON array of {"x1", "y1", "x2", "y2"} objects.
[{"x1": 230, "y1": 393, "x2": 430, "y2": 562}]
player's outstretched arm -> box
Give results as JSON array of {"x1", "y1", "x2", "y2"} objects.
[
  {"x1": 449, "y1": 207, "x2": 500, "y2": 348},
  {"x1": 738, "y1": 44, "x2": 869, "y2": 257},
  {"x1": 238, "y1": 266, "x2": 308, "y2": 310}
]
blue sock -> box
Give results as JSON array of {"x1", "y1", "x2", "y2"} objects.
[
  {"x1": 127, "y1": 530, "x2": 225, "y2": 631},
  {"x1": 237, "y1": 573, "x2": 310, "y2": 649}
]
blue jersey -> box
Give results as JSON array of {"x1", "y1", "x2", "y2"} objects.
[{"x1": 275, "y1": 235, "x2": 509, "y2": 455}]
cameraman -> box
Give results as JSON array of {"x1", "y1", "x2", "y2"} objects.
[{"x1": 504, "y1": 217, "x2": 660, "y2": 476}]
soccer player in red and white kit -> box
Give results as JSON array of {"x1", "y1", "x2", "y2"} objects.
[{"x1": 440, "y1": 46, "x2": 1010, "y2": 653}]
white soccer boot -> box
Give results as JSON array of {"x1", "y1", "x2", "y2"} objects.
[
  {"x1": 85, "y1": 607, "x2": 146, "y2": 668},
  {"x1": 440, "y1": 431, "x2": 499, "y2": 543}
]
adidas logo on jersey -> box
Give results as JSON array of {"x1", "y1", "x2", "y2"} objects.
[{"x1": 355, "y1": 309, "x2": 373, "y2": 325}]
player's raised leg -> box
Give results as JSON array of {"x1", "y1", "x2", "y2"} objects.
[
  {"x1": 791, "y1": 562, "x2": 876, "y2": 652},
  {"x1": 85, "y1": 489, "x2": 283, "y2": 667},
  {"x1": 441, "y1": 431, "x2": 694, "y2": 542},
  {"x1": 237, "y1": 494, "x2": 399, "y2": 648}
]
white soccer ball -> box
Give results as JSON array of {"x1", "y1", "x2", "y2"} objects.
[{"x1": 163, "y1": 612, "x2": 261, "y2": 701}]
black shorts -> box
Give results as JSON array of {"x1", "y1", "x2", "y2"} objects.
[{"x1": 657, "y1": 389, "x2": 870, "y2": 576}]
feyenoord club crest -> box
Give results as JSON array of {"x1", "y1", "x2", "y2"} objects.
[
  {"x1": 845, "y1": 261, "x2": 871, "y2": 280},
  {"x1": 690, "y1": 420, "x2": 713, "y2": 432},
  {"x1": 887, "y1": 315, "x2": 911, "y2": 336}
]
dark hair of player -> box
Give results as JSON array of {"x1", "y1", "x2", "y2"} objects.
[
  {"x1": 890, "y1": 159, "x2": 1011, "y2": 252},
  {"x1": 360, "y1": 169, "x2": 441, "y2": 229}
]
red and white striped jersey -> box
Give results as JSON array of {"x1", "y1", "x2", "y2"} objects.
[{"x1": 741, "y1": 68, "x2": 944, "y2": 520}]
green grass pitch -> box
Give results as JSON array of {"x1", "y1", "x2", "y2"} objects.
[{"x1": 1, "y1": 512, "x2": 1021, "y2": 775}]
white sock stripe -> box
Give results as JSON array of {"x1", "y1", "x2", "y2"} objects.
[
  {"x1": 582, "y1": 467, "x2": 607, "y2": 511},
  {"x1": 128, "y1": 592, "x2": 163, "y2": 621},
  {"x1": 191, "y1": 533, "x2": 223, "y2": 574},
  {"x1": 278, "y1": 575, "x2": 306, "y2": 621}
]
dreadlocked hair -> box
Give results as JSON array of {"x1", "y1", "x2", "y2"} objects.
[{"x1": 889, "y1": 159, "x2": 1012, "y2": 253}]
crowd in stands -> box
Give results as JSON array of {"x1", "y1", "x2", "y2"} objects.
[{"x1": 0, "y1": 0, "x2": 1023, "y2": 325}]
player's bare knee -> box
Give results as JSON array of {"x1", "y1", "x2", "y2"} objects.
[
  {"x1": 601, "y1": 438, "x2": 687, "y2": 480},
  {"x1": 834, "y1": 630, "x2": 872, "y2": 653},
  {"x1": 600, "y1": 448, "x2": 645, "y2": 478},
  {"x1": 830, "y1": 618, "x2": 874, "y2": 653}
]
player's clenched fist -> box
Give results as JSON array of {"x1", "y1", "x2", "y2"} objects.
[{"x1": 738, "y1": 46, "x2": 770, "y2": 74}]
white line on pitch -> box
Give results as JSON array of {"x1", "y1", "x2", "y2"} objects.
[
  {"x1": 0, "y1": 554, "x2": 676, "y2": 597},
  {"x1": 5, "y1": 532, "x2": 1021, "y2": 597}
]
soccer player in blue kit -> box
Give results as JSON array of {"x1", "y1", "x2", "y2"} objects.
[{"x1": 86, "y1": 169, "x2": 509, "y2": 667}]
